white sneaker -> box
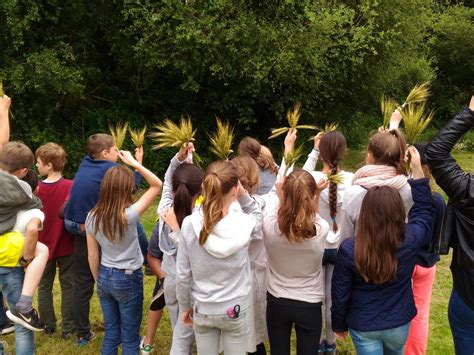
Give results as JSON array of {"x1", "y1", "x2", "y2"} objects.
[{"x1": 140, "y1": 336, "x2": 155, "y2": 354}]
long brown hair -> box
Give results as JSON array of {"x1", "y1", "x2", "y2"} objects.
[
  {"x1": 367, "y1": 129, "x2": 407, "y2": 174},
  {"x1": 199, "y1": 161, "x2": 238, "y2": 245},
  {"x1": 90, "y1": 166, "x2": 134, "y2": 243},
  {"x1": 230, "y1": 156, "x2": 260, "y2": 195},
  {"x1": 172, "y1": 163, "x2": 203, "y2": 228},
  {"x1": 238, "y1": 137, "x2": 278, "y2": 174},
  {"x1": 355, "y1": 186, "x2": 406, "y2": 284},
  {"x1": 277, "y1": 169, "x2": 319, "y2": 243},
  {"x1": 319, "y1": 131, "x2": 347, "y2": 232}
]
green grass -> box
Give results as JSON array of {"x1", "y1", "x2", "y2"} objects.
[{"x1": 2, "y1": 151, "x2": 471, "y2": 354}]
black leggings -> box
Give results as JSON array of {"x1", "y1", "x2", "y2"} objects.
[{"x1": 266, "y1": 292, "x2": 322, "y2": 355}]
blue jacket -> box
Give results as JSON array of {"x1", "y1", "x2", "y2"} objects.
[
  {"x1": 331, "y1": 178, "x2": 434, "y2": 332},
  {"x1": 64, "y1": 156, "x2": 141, "y2": 224}
]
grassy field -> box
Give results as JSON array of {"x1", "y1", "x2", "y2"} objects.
[{"x1": 1, "y1": 151, "x2": 472, "y2": 355}]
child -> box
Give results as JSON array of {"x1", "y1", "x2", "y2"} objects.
[
  {"x1": 238, "y1": 137, "x2": 278, "y2": 195},
  {"x1": 35, "y1": 142, "x2": 75, "y2": 338},
  {"x1": 301, "y1": 131, "x2": 354, "y2": 354},
  {"x1": 331, "y1": 147, "x2": 434, "y2": 354},
  {"x1": 176, "y1": 160, "x2": 262, "y2": 355},
  {"x1": 140, "y1": 222, "x2": 166, "y2": 355},
  {"x1": 86, "y1": 151, "x2": 162, "y2": 354},
  {"x1": 157, "y1": 143, "x2": 202, "y2": 355},
  {"x1": 339, "y1": 118, "x2": 411, "y2": 240},
  {"x1": 63, "y1": 133, "x2": 142, "y2": 346},
  {"x1": 0, "y1": 144, "x2": 49, "y2": 333},
  {"x1": 230, "y1": 155, "x2": 268, "y2": 355}
]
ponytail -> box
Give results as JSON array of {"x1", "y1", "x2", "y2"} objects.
[
  {"x1": 172, "y1": 163, "x2": 203, "y2": 228},
  {"x1": 199, "y1": 161, "x2": 238, "y2": 245},
  {"x1": 328, "y1": 166, "x2": 339, "y2": 232}
]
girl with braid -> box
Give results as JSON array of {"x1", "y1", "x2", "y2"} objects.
[{"x1": 302, "y1": 131, "x2": 354, "y2": 354}]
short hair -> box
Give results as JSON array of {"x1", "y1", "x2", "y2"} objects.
[
  {"x1": 86, "y1": 134, "x2": 114, "y2": 159},
  {"x1": 35, "y1": 143, "x2": 67, "y2": 172},
  {"x1": 0, "y1": 141, "x2": 34, "y2": 173}
]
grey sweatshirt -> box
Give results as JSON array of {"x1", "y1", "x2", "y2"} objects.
[{"x1": 176, "y1": 194, "x2": 262, "y2": 315}]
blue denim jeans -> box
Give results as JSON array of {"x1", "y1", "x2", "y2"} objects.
[
  {"x1": 97, "y1": 265, "x2": 143, "y2": 355},
  {"x1": 0, "y1": 267, "x2": 34, "y2": 355},
  {"x1": 349, "y1": 322, "x2": 410, "y2": 355},
  {"x1": 449, "y1": 288, "x2": 474, "y2": 355},
  {"x1": 136, "y1": 222, "x2": 148, "y2": 266},
  {"x1": 64, "y1": 219, "x2": 86, "y2": 237},
  {"x1": 0, "y1": 291, "x2": 5, "y2": 326}
]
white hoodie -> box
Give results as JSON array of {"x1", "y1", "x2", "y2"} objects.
[{"x1": 176, "y1": 194, "x2": 262, "y2": 315}]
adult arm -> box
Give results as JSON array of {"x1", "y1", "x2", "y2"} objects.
[
  {"x1": 0, "y1": 95, "x2": 11, "y2": 148},
  {"x1": 331, "y1": 242, "x2": 354, "y2": 333},
  {"x1": 425, "y1": 97, "x2": 474, "y2": 201},
  {"x1": 86, "y1": 233, "x2": 100, "y2": 281}
]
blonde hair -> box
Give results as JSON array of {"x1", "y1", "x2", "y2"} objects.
[
  {"x1": 230, "y1": 156, "x2": 260, "y2": 195},
  {"x1": 35, "y1": 143, "x2": 67, "y2": 172},
  {"x1": 368, "y1": 129, "x2": 407, "y2": 175},
  {"x1": 199, "y1": 161, "x2": 238, "y2": 245},
  {"x1": 277, "y1": 169, "x2": 320, "y2": 243}
]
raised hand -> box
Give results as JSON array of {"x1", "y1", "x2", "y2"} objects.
[
  {"x1": 118, "y1": 150, "x2": 140, "y2": 169},
  {"x1": 284, "y1": 128, "x2": 297, "y2": 154}
]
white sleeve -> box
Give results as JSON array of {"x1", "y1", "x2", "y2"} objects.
[{"x1": 13, "y1": 209, "x2": 45, "y2": 235}]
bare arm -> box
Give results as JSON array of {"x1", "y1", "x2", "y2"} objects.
[
  {"x1": 0, "y1": 95, "x2": 11, "y2": 148},
  {"x1": 147, "y1": 252, "x2": 166, "y2": 279},
  {"x1": 87, "y1": 233, "x2": 100, "y2": 281},
  {"x1": 119, "y1": 151, "x2": 163, "y2": 216}
]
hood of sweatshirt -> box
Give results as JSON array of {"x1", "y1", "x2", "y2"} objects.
[{"x1": 190, "y1": 203, "x2": 253, "y2": 259}]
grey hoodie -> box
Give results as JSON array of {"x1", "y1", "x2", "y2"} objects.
[{"x1": 176, "y1": 194, "x2": 262, "y2": 315}]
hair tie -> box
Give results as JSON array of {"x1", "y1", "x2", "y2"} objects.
[{"x1": 331, "y1": 216, "x2": 337, "y2": 222}]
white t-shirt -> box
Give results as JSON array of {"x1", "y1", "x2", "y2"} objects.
[{"x1": 13, "y1": 209, "x2": 44, "y2": 235}]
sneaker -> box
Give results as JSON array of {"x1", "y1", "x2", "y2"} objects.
[
  {"x1": 318, "y1": 342, "x2": 326, "y2": 354},
  {"x1": 149, "y1": 288, "x2": 165, "y2": 311},
  {"x1": 325, "y1": 342, "x2": 336, "y2": 355},
  {"x1": 1, "y1": 319, "x2": 15, "y2": 335},
  {"x1": 140, "y1": 336, "x2": 155, "y2": 354},
  {"x1": 76, "y1": 331, "x2": 96, "y2": 347},
  {"x1": 6, "y1": 308, "x2": 44, "y2": 332}
]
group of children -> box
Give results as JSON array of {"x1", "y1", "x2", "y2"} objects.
[{"x1": 0, "y1": 92, "x2": 472, "y2": 355}]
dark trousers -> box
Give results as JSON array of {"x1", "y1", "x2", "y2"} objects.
[
  {"x1": 38, "y1": 254, "x2": 74, "y2": 334},
  {"x1": 73, "y1": 235, "x2": 95, "y2": 337},
  {"x1": 266, "y1": 292, "x2": 322, "y2": 355}
]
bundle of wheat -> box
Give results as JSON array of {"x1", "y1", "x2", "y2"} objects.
[
  {"x1": 381, "y1": 95, "x2": 397, "y2": 128},
  {"x1": 326, "y1": 170, "x2": 345, "y2": 185},
  {"x1": 209, "y1": 118, "x2": 234, "y2": 160},
  {"x1": 269, "y1": 102, "x2": 317, "y2": 139},
  {"x1": 109, "y1": 122, "x2": 129, "y2": 150},
  {"x1": 0, "y1": 81, "x2": 4, "y2": 96},
  {"x1": 402, "y1": 102, "x2": 434, "y2": 145},
  {"x1": 129, "y1": 126, "x2": 147, "y2": 147},
  {"x1": 282, "y1": 145, "x2": 303, "y2": 176},
  {"x1": 149, "y1": 116, "x2": 196, "y2": 150}
]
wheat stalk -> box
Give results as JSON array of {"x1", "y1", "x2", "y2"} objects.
[
  {"x1": 326, "y1": 170, "x2": 345, "y2": 185},
  {"x1": 269, "y1": 102, "x2": 317, "y2": 139},
  {"x1": 109, "y1": 122, "x2": 129, "y2": 150},
  {"x1": 381, "y1": 95, "x2": 398, "y2": 127},
  {"x1": 209, "y1": 117, "x2": 234, "y2": 160},
  {"x1": 0, "y1": 81, "x2": 4, "y2": 96},
  {"x1": 401, "y1": 82, "x2": 430, "y2": 108},
  {"x1": 149, "y1": 116, "x2": 196, "y2": 150},
  {"x1": 283, "y1": 145, "x2": 303, "y2": 176},
  {"x1": 402, "y1": 102, "x2": 434, "y2": 145},
  {"x1": 129, "y1": 125, "x2": 147, "y2": 147}
]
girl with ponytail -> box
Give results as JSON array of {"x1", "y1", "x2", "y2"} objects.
[
  {"x1": 339, "y1": 110, "x2": 412, "y2": 240},
  {"x1": 302, "y1": 131, "x2": 354, "y2": 354},
  {"x1": 176, "y1": 160, "x2": 262, "y2": 355},
  {"x1": 238, "y1": 137, "x2": 278, "y2": 195},
  {"x1": 141, "y1": 143, "x2": 203, "y2": 355}
]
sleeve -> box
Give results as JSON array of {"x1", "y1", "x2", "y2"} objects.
[
  {"x1": 339, "y1": 191, "x2": 357, "y2": 242},
  {"x1": 134, "y1": 171, "x2": 142, "y2": 190},
  {"x1": 126, "y1": 206, "x2": 140, "y2": 225},
  {"x1": 331, "y1": 241, "x2": 354, "y2": 333},
  {"x1": 406, "y1": 178, "x2": 435, "y2": 250},
  {"x1": 13, "y1": 209, "x2": 45, "y2": 234},
  {"x1": 176, "y1": 219, "x2": 193, "y2": 312},
  {"x1": 238, "y1": 193, "x2": 263, "y2": 237},
  {"x1": 157, "y1": 154, "x2": 184, "y2": 215},
  {"x1": 302, "y1": 148, "x2": 319, "y2": 172},
  {"x1": 425, "y1": 107, "x2": 474, "y2": 201}
]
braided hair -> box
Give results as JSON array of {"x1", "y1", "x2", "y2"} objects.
[{"x1": 318, "y1": 131, "x2": 347, "y2": 232}]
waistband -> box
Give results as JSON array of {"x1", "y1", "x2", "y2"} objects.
[
  {"x1": 99, "y1": 264, "x2": 142, "y2": 275},
  {"x1": 194, "y1": 295, "x2": 250, "y2": 316}
]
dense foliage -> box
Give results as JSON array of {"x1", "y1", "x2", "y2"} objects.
[{"x1": 0, "y1": 0, "x2": 472, "y2": 176}]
